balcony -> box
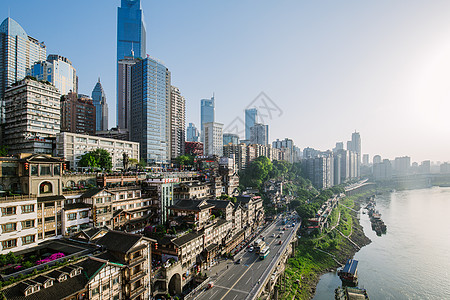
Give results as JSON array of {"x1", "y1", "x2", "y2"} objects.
[
  {"x1": 130, "y1": 269, "x2": 147, "y2": 283},
  {"x1": 129, "y1": 285, "x2": 146, "y2": 300}
]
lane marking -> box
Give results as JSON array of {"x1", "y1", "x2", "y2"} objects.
[
  {"x1": 245, "y1": 277, "x2": 252, "y2": 285},
  {"x1": 209, "y1": 290, "x2": 218, "y2": 299},
  {"x1": 214, "y1": 285, "x2": 249, "y2": 294}
]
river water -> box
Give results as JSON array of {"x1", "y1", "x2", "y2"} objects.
[{"x1": 313, "y1": 187, "x2": 450, "y2": 300}]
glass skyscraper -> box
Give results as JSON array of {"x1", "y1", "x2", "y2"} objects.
[
  {"x1": 245, "y1": 108, "x2": 258, "y2": 140},
  {"x1": 0, "y1": 17, "x2": 46, "y2": 123},
  {"x1": 131, "y1": 57, "x2": 171, "y2": 164},
  {"x1": 200, "y1": 96, "x2": 215, "y2": 141},
  {"x1": 186, "y1": 123, "x2": 200, "y2": 142},
  {"x1": 117, "y1": 0, "x2": 146, "y2": 61},
  {"x1": 92, "y1": 79, "x2": 108, "y2": 132}
]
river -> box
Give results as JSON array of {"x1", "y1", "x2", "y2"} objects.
[{"x1": 313, "y1": 187, "x2": 450, "y2": 300}]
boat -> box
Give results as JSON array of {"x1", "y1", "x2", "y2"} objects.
[{"x1": 338, "y1": 259, "x2": 359, "y2": 286}]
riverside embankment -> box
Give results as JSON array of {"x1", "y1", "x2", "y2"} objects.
[{"x1": 279, "y1": 191, "x2": 373, "y2": 300}]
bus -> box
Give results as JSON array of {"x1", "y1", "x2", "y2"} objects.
[
  {"x1": 254, "y1": 239, "x2": 266, "y2": 253},
  {"x1": 259, "y1": 246, "x2": 270, "y2": 260}
]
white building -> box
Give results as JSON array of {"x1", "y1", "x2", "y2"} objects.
[
  {"x1": 56, "y1": 132, "x2": 139, "y2": 170},
  {"x1": 203, "y1": 122, "x2": 223, "y2": 156}
]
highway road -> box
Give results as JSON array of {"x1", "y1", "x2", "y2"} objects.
[{"x1": 196, "y1": 214, "x2": 299, "y2": 300}]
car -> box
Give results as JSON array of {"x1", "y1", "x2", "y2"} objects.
[
  {"x1": 235, "y1": 258, "x2": 241, "y2": 264},
  {"x1": 277, "y1": 235, "x2": 281, "y2": 238},
  {"x1": 262, "y1": 237, "x2": 265, "y2": 241},
  {"x1": 281, "y1": 231, "x2": 284, "y2": 234},
  {"x1": 249, "y1": 247, "x2": 254, "y2": 252},
  {"x1": 278, "y1": 240, "x2": 282, "y2": 245},
  {"x1": 272, "y1": 233, "x2": 276, "y2": 237},
  {"x1": 207, "y1": 281, "x2": 214, "y2": 289}
]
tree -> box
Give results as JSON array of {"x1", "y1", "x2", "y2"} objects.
[
  {"x1": 289, "y1": 199, "x2": 301, "y2": 210},
  {"x1": 296, "y1": 204, "x2": 316, "y2": 220},
  {"x1": 78, "y1": 148, "x2": 112, "y2": 170},
  {"x1": 0, "y1": 146, "x2": 8, "y2": 157}
]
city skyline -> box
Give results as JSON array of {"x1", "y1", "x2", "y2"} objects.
[{"x1": 2, "y1": 1, "x2": 450, "y2": 162}]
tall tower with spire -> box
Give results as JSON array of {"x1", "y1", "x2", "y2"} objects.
[{"x1": 92, "y1": 78, "x2": 108, "y2": 131}]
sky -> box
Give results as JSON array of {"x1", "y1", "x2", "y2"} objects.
[{"x1": 3, "y1": 0, "x2": 450, "y2": 163}]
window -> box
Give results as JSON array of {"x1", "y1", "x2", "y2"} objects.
[
  {"x1": 44, "y1": 216, "x2": 55, "y2": 223},
  {"x1": 2, "y1": 239, "x2": 17, "y2": 249},
  {"x1": 2, "y1": 162, "x2": 16, "y2": 176},
  {"x1": 96, "y1": 198, "x2": 103, "y2": 204},
  {"x1": 31, "y1": 164, "x2": 38, "y2": 176},
  {"x1": 40, "y1": 165, "x2": 51, "y2": 176},
  {"x1": 92, "y1": 287, "x2": 99, "y2": 296},
  {"x1": 2, "y1": 223, "x2": 16, "y2": 232},
  {"x1": 102, "y1": 283, "x2": 110, "y2": 291},
  {"x1": 22, "y1": 204, "x2": 35, "y2": 213},
  {"x1": 22, "y1": 235, "x2": 35, "y2": 245},
  {"x1": 112, "y1": 277, "x2": 119, "y2": 285},
  {"x1": 53, "y1": 165, "x2": 60, "y2": 175},
  {"x1": 67, "y1": 213, "x2": 77, "y2": 221},
  {"x1": 2, "y1": 206, "x2": 16, "y2": 216},
  {"x1": 80, "y1": 211, "x2": 88, "y2": 218},
  {"x1": 22, "y1": 220, "x2": 35, "y2": 229},
  {"x1": 38, "y1": 218, "x2": 42, "y2": 225},
  {"x1": 112, "y1": 294, "x2": 120, "y2": 300}
]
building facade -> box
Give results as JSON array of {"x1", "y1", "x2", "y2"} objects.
[
  {"x1": 117, "y1": 0, "x2": 146, "y2": 61},
  {"x1": 250, "y1": 123, "x2": 269, "y2": 145},
  {"x1": 28, "y1": 54, "x2": 77, "y2": 96},
  {"x1": 3, "y1": 78, "x2": 60, "y2": 154},
  {"x1": 60, "y1": 92, "x2": 96, "y2": 135},
  {"x1": 131, "y1": 57, "x2": 171, "y2": 165},
  {"x1": 117, "y1": 55, "x2": 139, "y2": 131},
  {"x1": 223, "y1": 133, "x2": 239, "y2": 146},
  {"x1": 203, "y1": 122, "x2": 223, "y2": 156},
  {"x1": 56, "y1": 132, "x2": 139, "y2": 170},
  {"x1": 170, "y1": 86, "x2": 186, "y2": 160},
  {"x1": 92, "y1": 79, "x2": 108, "y2": 132},
  {"x1": 186, "y1": 123, "x2": 200, "y2": 142},
  {"x1": 200, "y1": 96, "x2": 215, "y2": 141}
]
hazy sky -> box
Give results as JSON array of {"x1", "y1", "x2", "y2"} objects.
[{"x1": 4, "y1": 0, "x2": 450, "y2": 162}]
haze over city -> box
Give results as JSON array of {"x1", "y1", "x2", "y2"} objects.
[{"x1": 3, "y1": 0, "x2": 450, "y2": 162}]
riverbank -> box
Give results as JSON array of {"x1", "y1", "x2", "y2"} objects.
[{"x1": 280, "y1": 191, "x2": 374, "y2": 300}]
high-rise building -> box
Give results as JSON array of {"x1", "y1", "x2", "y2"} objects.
[
  {"x1": 28, "y1": 55, "x2": 77, "y2": 96},
  {"x1": 203, "y1": 122, "x2": 223, "y2": 156},
  {"x1": 373, "y1": 159, "x2": 393, "y2": 181},
  {"x1": 223, "y1": 133, "x2": 239, "y2": 145},
  {"x1": 0, "y1": 17, "x2": 46, "y2": 127},
  {"x1": 362, "y1": 154, "x2": 369, "y2": 166},
  {"x1": 250, "y1": 123, "x2": 269, "y2": 145},
  {"x1": 186, "y1": 123, "x2": 200, "y2": 142},
  {"x1": 92, "y1": 78, "x2": 108, "y2": 132},
  {"x1": 373, "y1": 155, "x2": 382, "y2": 164},
  {"x1": 60, "y1": 92, "x2": 95, "y2": 135},
  {"x1": 305, "y1": 154, "x2": 334, "y2": 189},
  {"x1": 117, "y1": 0, "x2": 146, "y2": 61},
  {"x1": 245, "y1": 108, "x2": 258, "y2": 140},
  {"x1": 3, "y1": 78, "x2": 60, "y2": 154},
  {"x1": 170, "y1": 86, "x2": 186, "y2": 160},
  {"x1": 347, "y1": 131, "x2": 361, "y2": 162},
  {"x1": 273, "y1": 138, "x2": 294, "y2": 163},
  {"x1": 131, "y1": 57, "x2": 171, "y2": 164},
  {"x1": 333, "y1": 142, "x2": 344, "y2": 152},
  {"x1": 394, "y1": 156, "x2": 411, "y2": 175},
  {"x1": 201, "y1": 96, "x2": 215, "y2": 141},
  {"x1": 117, "y1": 54, "x2": 139, "y2": 131}
]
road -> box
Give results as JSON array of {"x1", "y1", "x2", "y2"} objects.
[{"x1": 196, "y1": 215, "x2": 299, "y2": 300}]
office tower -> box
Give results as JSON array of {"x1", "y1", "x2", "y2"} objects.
[
  {"x1": 203, "y1": 122, "x2": 223, "y2": 156},
  {"x1": 92, "y1": 78, "x2": 108, "y2": 132},
  {"x1": 117, "y1": 0, "x2": 146, "y2": 61},
  {"x1": 170, "y1": 86, "x2": 186, "y2": 159},
  {"x1": 60, "y1": 92, "x2": 95, "y2": 135},
  {"x1": 250, "y1": 123, "x2": 269, "y2": 145},
  {"x1": 347, "y1": 131, "x2": 361, "y2": 161},
  {"x1": 223, "y1": 133, "x2": 239, "y2": 145},
  {"x1": 186, "y1": 123, "x2": 200, "y2": 142},
  {"x1": 117, "y1": 54, "x2": 139, "y2": 131},
  {"x1": 28, "y1": 55, "x2": 77, "y2": 96},
  {"x1": 0, "y1": 17, "x2": 46, "y2": 125},
  {"x1": 200, "y1": 96, "x2": 215, "y2": 141},
  {"x1": 3, "y1": 78, "x2": 60, "y2": 154},
  {"x1": 245, "y1": 108, "x2": 258, "y2": 140},
  {"x1": 131, "y1": 57, "x2": 171, "y2": 164},
  {"x1": 363, "y1": 154, "x2": 369, "y2": 166},
  {"x1": 373, "y1": 155, "x2": 382, "y2": 164}
]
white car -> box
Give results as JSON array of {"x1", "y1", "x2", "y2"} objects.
[{"x1": 249, "y1": 246, "x2": 254, "y2": 252}]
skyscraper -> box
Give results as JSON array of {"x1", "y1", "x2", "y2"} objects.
[
  {"x1": 245, "y1": 108, "x2": 258, "y2": 140},
  {"x1": 200, "y1": 96, "x2": 215, "y2": 141},
  {"x1": 117, "y1": 0, "x2": 146, "y2": 61},
  {"x1": 203, "y1": 122, "x2": 223, "y2": 156},
  {"x1": 92, "y1": 78, "x2": 108, "y2": 131},
  {"x1": 28, "y1": 54, "x2": 77, "y2": 96},
  {"x1": 250, "y1": 123, "x2": 269, "y2": 145},
  {"x1": 117, "y1": 54, "x2": 139, "y2": 131},
  {"x1": 131, "y1": 57, "x2": 171, "y2": 164},
  {"x1": 0, "y1": 17, "x2": 46, "y2": 123},
  {"x1": 186, "y1": 123, "x2": 200, "y2": 142},
  {"x1": 170, "y1": 86, "x2": 186, "y2": 160}
]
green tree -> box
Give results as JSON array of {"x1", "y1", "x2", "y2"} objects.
[
  {"x1": 79, "y1": 148, "x2": 112, "y2": 170},
  {"x1": 0, "y1": 146, "x2": 8, "y2": 157},
  {"x1": 296, "y1": 204, "x2": 316, "y2": 220},
  {"x1": 289, "y1": 199, "x2": 301, "y2": 209}
]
